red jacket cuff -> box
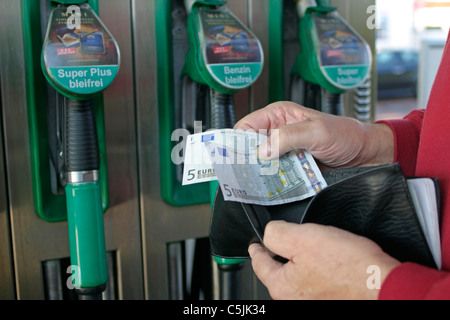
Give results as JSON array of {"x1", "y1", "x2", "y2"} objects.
[
  {"x1": 376, "y1": 109, "x2": 424, "y2": 176},
  {"x1": 379, "y1": 262, "x2": 450, "y2": 299}
]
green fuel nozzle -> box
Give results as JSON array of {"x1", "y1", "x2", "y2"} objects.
[
  {"x1": 182, "y1": 1, "x2": 261, "y2": 296},
  {"x1": 42, "y1": 3, "x2": 120, "y2": 100},
  {"x1": 184, "y1": 0, "x2": 227, "y2": 13},
  {"x1": 291, "y1": 0, "x2": 372, "y2": 95},
  {"x1": 182, "y1": 1, "x2": 264, "y2": 95},
  {"x1": 41, "y1": 2, "x2": 120, "y2": 299}
]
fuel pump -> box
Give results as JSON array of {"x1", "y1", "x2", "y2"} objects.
[
  {"x1": 183, "y1": 0, "x2": 264, "y2": 300},
  {"x1": 158, "y1": 0, "x2": 263, "y2": 207},
  {"x1": 155, "y1": 0, "x2": 263, "y2": 299},
  {"x1": 24, "y1": 0, "x2": 120, "y2": 299},
  {"x1": 289, "y1": 0, "x2": 372, "y2": 116}
]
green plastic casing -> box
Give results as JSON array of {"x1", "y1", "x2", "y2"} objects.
[
  {"x1": 41, "y1": 3, "x2": 120, "y2": 100},
  {"x1": 22, "y1": 0, "x2": 111, "y2": 289},
  {"x1": 316, "y1": 0, "x2": 332, "y2": 6},
  {"x1": 183, "y1": 1, "x2": 264, "y2": 95},
  {"x1": 268, "y1": 0, "x2": 284, "y2": 102},
  {"x1": 210, "y1": 181, "x2": 245, "y2": 266},
  {"x1": 66, "y1": 182, "x2": 107, "y2": 288},
  {"x1": 22, "y1": 0, "x2": 109, "y2": 222},
  {"x1": 291, "y1": 5, "x2": 371, "y2": 94},
  {"x1": 155, "y1": 0, "x2": 212, "y2": 206},
  {"x1": 52, "y1": 0, "x2": 87, "y2": 4},
  {"x1": 155, "y1": 0, "x2": 263, "y2": 206},
  {"x1": 183, "y1": 1, "x2": 236, "y2": 95}
]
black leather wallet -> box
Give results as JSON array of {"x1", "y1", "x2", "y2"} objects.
[{"x1": 210, "y1": 163, "x2": 440, "y2": 269}]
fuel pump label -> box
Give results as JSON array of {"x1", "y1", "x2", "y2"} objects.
[
  {"x1": 48, "y1": 66, "x2": 119, "y2": 95},
  {"x1": 312, "y1": 12, "x2": 371, "y2": 89},
  {"x1": 42, "y1": 4, "x2": 120, "y2": 96},
  {"x1": 208, "y1": 63, "x2": 262, "y2": 87},
  {"x1": 198, "y1": 7, "x2": 263, "y2": 90}
]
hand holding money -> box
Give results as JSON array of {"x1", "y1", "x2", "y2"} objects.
[
  {"x1": 234, "y1": 101, "x2": 395, "y2": 170},
  {"x1": 182, "y1": 129, "x2": 327, "y2": 206}
]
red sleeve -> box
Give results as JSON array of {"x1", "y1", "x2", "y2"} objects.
[
  {"x1": 377, "y1": 110, "x2": 450, "y2": 299},
  {"x1": 379, "y1": 263, "x2": 450, "y2": 300},
  {"x1": 376, "y1": 109, "x2": 424, "y2": 176}
]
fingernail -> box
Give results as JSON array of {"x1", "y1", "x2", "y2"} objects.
[
  {"x1": 248, "y1": 243, "x2": 263, "y2": 256},
  {"x1": 257, "y1": 142, "x2": 272, "y2": 160}
]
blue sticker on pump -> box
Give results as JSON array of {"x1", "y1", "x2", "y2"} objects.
[
  {"x1": 202, "y1": 133, "x2": 214, "y2": 142},
  {"x1": 80, "y1": 32, "x2": 105, "y2": 54}
]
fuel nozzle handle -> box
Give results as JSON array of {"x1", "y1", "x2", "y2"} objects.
[
  {"x1": 64, "y1": 98, "x2": 108, "y2": 299},
  {"x1": 40, "y1": 2, "x2": 118, "y2": 300},
  {"x1": 208, "y1": 89, "x2": 247, "y2": 300},
  {"x1": 64, "y1": 99, "x2": 100, "y2": 175},
  {"x1": 208, "y1": 88, "x2": 235, "y2": 206}
]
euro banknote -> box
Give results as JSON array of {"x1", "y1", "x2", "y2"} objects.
[{"x1": 182, "y1": 129, "x2": 327, "y2": 205}]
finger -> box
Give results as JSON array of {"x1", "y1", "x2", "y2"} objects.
[
  {"x1": 234, "y1": 107, "x2": 275, "y2": 131},
  {"x1": 257, "y1": 121, "x2": 320, "y2": 160},
  {"x1": 248, "y1": 243, "x2": 284, "y2": 288},
  {"x1": 262, "y1": 221, "x2": 306, "y2": 260},
  {"x1": 234, "y1": 101, "x2": 318, "y2": 131}
]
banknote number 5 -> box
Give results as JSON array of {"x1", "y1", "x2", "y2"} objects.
[
  {"x1": 187, "y1": 169, "x2": 195, "y2": 181},
  {"x1": 223, "y1": 184, "x2": 232, "y2": 197}
]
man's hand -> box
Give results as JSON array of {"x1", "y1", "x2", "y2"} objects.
[
  {"x1": 235, "y1": 101, "x2": 394, "y2": 170},
  {"x1": 249, "y1": 221, "x2": 400, "y2": 300}
]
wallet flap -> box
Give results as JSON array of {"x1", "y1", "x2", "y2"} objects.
[
  {"x1": 301, "y1": 164, "x2": 436, "y2": 268},
  {"x1": 210, "y1": 165, "x2": 390, "y2": 259}
]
